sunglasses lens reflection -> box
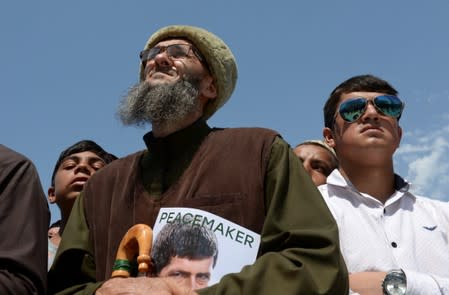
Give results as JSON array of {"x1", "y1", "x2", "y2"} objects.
[
  {"x1": 339, "y1": 98, "x2": 367, "y2": 122},
  {"x1": 374, "y1": 95, "x2": 403, "y2": 118}
]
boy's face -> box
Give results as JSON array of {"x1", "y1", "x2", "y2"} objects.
[
  {"x1": 324, "y1": 91, "x2": 402, "y2": 163},
  {"x1": 48, "y1": 226, "x2": 60, "y2": 239},
  {"x1": 48, "y1": 151, "x2": 106, "y2": 206}
]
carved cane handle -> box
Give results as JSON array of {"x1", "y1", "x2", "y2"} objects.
[{"x1": 111, "y1": 224, "x2": 153, "y2": 278}]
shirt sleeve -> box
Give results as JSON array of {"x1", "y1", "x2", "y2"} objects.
[
  {"x1": 0, "y1": 150, "x2": 50, "y2": 294},
  {"x1": 198, "y1": 136, "x2": 349, "y2": 294},
  {"x1": 405, "y1": 269, "x2": 449, "y2": 294},
  {"x1": 48, "y1": 193, "x2": 103, "y2": 295}
]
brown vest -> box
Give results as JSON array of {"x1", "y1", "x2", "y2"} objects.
[{"x1": 83, "y1": 127, "x2": 278, "y2": 280}]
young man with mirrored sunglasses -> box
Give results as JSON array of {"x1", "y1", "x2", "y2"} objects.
[{"x1": 320, "y1": 74, "x2": 449, "y2": 295}]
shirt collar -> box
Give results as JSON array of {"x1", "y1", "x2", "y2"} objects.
[
  {"x1": 327, "y1": 169, "x2": 410, "y2": 190},
  {"x1": 327, "y1": 169, "x2": 412, "y2": 204},
  {"x1": 326, "y1": 169, "x2": 351, "y2": 187},
  {"x1": 143, "y1": 119, "x2": 212, "y2": 153}
]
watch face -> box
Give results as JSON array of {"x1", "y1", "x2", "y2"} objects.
[{"x1": 384, "y1": 272, "x2": 406, "y2": 295}]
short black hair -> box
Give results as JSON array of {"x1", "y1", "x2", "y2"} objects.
[
  {"x1": 50, "y1": 140, "x2": 117, "y2": 185},
  {"x1": 49, "y1": 220, "x2": 62, "y2": 229},
  {"x1": 323, "y1": 74, "x2": 398, "y2": 130},
  {"x1": 152, "y1": 222, "x2": 218, "y2": 275}
]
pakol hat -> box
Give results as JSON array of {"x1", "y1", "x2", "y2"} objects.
[
  {"x1": 139, "y1": 25, "x2": 238, "y2": 120},
  {"x1": 297, "y1": 140, "x2": 337, "y2": 157}
]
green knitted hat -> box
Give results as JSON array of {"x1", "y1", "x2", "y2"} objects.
[{"x1": 139, "y1": 25, "x2": 238, "y2": 120}]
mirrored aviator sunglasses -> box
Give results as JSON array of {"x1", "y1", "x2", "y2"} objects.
[{"x1": 338, "y1": 95, "x2": 404, "y2": 123}]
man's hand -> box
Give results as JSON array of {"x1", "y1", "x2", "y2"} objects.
[
  {"x1": 95, "y1": 277, "x2": 198, "y2": 295},
  {"x1": 349, "y1": 271, "x2": 387, "y2": 295}
]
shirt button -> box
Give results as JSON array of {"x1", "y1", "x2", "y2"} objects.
[{"x1": 391, "y1": 242, "x2": 397, "y2": 248}]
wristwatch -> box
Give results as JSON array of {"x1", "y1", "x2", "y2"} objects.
[{"x1": 382, "y1": 269, "x2": 407, "y2": 295}]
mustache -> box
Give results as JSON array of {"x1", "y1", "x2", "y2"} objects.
[{"x1": 143, "y1": 64, "x2": 173, "y2": 78}]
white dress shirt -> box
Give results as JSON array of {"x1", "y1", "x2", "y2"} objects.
[{"x1": 319, "y1": 169, "x2": 449, "y2": 295}]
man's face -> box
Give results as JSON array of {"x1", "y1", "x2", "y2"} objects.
[
  {"x1": 117, "y1": 38, "x2": 216, "y2": 127},
  {"x1": 142, "y1": 39, "x2": 208, "y2": 88},
  {"x1": 293, "y1": 144, "x2": 336, "y2": 186},
  {"x1": 159, "y1": 256, "x2": 214, "y2": 290},
  {"x1": 324, "y1": 91, "x2": 402, "y2": 162},
  {"x1": 48, "y1": 151, "x2": 106, "y2": 206}
]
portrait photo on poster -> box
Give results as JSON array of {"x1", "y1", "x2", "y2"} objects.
[{"x1": 152, "y1": 207, "x2": 261, "y2": 287}]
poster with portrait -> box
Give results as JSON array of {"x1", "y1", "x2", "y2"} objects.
[{"x1": 152, "y1": 207, "x2": 261, "y2": 287}]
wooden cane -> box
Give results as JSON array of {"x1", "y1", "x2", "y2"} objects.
[{"x1": 111, "y1": 224, "x2": 153, "y2": 278}]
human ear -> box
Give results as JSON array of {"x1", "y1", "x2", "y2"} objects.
[
  {"x1": 323, "y1": 127, "x2": 336, "y2": 148},
  {"x1": 200, "y1": 75, "x2": 217, "y2": 100}
]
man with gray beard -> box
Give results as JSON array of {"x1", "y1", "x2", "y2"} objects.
[
  {"x1": 48, "y1": 25, "x2": 348, "y2": 295},
  {"x1": 119, "y1": 78, "x2": 201, "y2": 128}
]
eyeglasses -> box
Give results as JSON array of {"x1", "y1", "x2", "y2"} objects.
[
  {"x1": 338, "y1": 95, "x2": 404, "y2": 123},
  {"x1": 139, "y1": 44, "x2": 204, "y2": 64}
]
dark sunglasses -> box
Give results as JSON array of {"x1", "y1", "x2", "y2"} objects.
[
  {"x1": 338, "y1": 95, "x2": 404, "y2": 123},
  {"x1": 139, "y1": 44, "x2": 204, "y2": 64}
]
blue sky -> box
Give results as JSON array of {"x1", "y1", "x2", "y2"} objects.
[{"x1": 1, "y1": 1, "x2": 448, "y2": 223}]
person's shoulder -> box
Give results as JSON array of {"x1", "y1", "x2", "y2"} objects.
[
  {"x1": 88, "y1": 150, "x2": 145, "y2": 181},
  {"x1": 209, "y1": 125, "x2": 277, "y2": 139},
  {"x1": 214, "y1": 126, "x2": 278, "y2": 133},
  {"x1": 0, "y1": 144, "x2": 35, "y2": 169},
  {"x1": 106, "y1": 150, "x2": 144, "y2": 167},
  {"x1": 317, "y1": 183, "x2": 336, "y2": 205},
  {"x1": 318, "y1": 172, "x2": 356, "y2": 209},
  {"x1": 412, "y1": 192, "x2": 449, "y2": 206},
  {"x1": 208, "y1": 127, "x2": 283, "y2": 160},
  {"x1": 0, "y1": 144, "x2": 27, "y2": 161},
  {"x1": 408, "y1": 191, "x2": 449, "y2": 215},
  {"x1": 212, "y1": 126, "x2": 281, "y2": 142}
]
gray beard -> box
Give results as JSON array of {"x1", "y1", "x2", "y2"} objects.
[{"x1": 117, "y1": 79, "x2": 201, "y2": 128}]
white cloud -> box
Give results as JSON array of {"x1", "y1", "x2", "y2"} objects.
[
  {"x1": 396, "y1": 123, "x2": 449, "y2": 201},
  {"x1": 396, "y1": 143, "x2": 430, "y2": 154}
]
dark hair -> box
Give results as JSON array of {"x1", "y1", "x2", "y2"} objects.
[
  {"x1": 323, "y1": 74, "x2": 398, "y2": 130},
  {"x1": 50, "y1": 140, "x2": 117, "y2": 185},
  {"x1": 49, "y1": 220, "x2": 62, "y2": 229},
  {"x1": 152, "y1": 222, "x2": 218, "y2": 274}
]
